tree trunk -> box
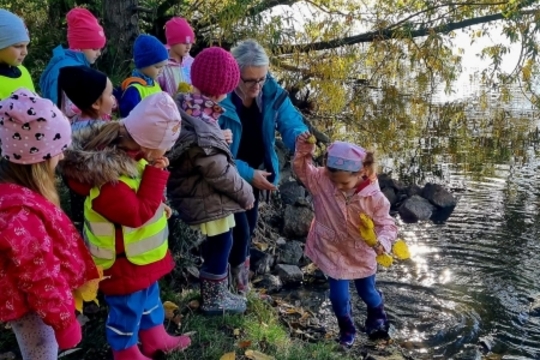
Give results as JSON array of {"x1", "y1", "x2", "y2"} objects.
[{"x1": 102, "y1": 0, "x2": 139, "y2": 78}]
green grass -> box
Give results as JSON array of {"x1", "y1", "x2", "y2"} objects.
[{"x1": 166, "y1": 292, "x2": 353, "y2": 360}]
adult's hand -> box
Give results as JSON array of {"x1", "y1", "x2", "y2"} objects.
[{"x1": 252, "y1": 170, "x2": 278, "y2": 191}]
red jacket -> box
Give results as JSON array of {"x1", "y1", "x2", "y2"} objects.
[
  {"x1": 68, "y1": 160, "x2": 174, "y2": 296},
  {"x1": 0, "y1": 183, "x2": 99, "y2": 334}
]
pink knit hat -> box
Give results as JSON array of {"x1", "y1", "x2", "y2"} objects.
[
  {"x1": 0, "y1": 88, "x2": 71, "y2": 165},
  {"x1": 66, "y1": 8, "x2": 106, "y2": 49},
  {"x1": 165, "y1": 17, "x2": 195, "y2": 46},
  {"x1": 327, "y1": 141, "x2": 367, "y2": 172},
  {"x1": 123, "y1": 92, "x2": 181, "y2": 151},
  {"x1": 191, "y1": 47, "x2": 240, "y2": 97}
]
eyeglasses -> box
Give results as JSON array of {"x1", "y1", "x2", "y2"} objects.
[{"x1": 241, "y1": 76, "x2": 266, "y2": 87}]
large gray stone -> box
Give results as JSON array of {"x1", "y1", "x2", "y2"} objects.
[
  {"x1": 382, "y1": 187, "x2": 398, "y2": 206},
  {"x1": 423, "y1": 183, "x2": 457, "y2": 209},
  {"x1": 275, "y1": 264, "x2": 303, "y2": 284},
  {"x1": 277, "y1": 240, "x2": 304, "y2": 265},
  {"x1": 250, "y1": 248, "x2": 275, "y2": 275},
  {"x1": 279, "y1": 180, "x2": 306, "y2": 205},
  {"x1": 257, "y1": 274, "x2": 283, "y2": 294},
  {"x1": 282, "y1": 204, "x2": 313, "y2": 239},
  {"x1": 398, "y1": 195, "x2": 435, "y2": 223}
]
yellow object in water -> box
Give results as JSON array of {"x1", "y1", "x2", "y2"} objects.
[{"x1": 73, "y1": 265, "x2": 107, "y2": 313}]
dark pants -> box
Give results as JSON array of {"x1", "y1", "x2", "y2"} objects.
[
  {"x1": 328, "y1": 275, "x2": 382, "y2": 317},
  {"x1": 229, "y1": 189, "x2": 259, "y2": 267},
  {"x1": 201, "y1": 230, "x2": 233, "y2": 275}
]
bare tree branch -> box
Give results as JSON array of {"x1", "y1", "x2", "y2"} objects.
[{"x1": 273, "y1": 7, "x2": 540, "y2": 54}]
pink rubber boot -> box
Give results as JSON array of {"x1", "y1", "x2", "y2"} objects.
[
  {"x1": 112, "y1": 345, "x2": 151, "y2": 360},
  {"x1": 139, "y1": 325, "x2": 191, "y2": 358}
]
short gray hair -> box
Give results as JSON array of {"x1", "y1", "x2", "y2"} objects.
[{"x1": 231, "y1": 39, "x2": 270, "y2": 70}]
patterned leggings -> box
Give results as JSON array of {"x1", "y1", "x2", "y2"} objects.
[{"x1": 11, "y1": 312, "x2": 58, "y2": 360}]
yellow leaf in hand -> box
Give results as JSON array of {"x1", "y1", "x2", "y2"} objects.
[
  {"x1": 220, "y1": 352, "x2": 236, "y2": 360},
  {"x1": 376, "y1": 253, "x2": 393, "y2": 267},
  {"x1": 306, "y1": 135, "x2": 317, "y2": 144},
  {"x1": 73, "y1": 265, "x2": 106, "y2": 313},
  {"x1": 392, "y1": 239, "x2": 410, "y2": 260},
  {"x1": 359, "y1": 213, "x2": 378, "y2": 247}
]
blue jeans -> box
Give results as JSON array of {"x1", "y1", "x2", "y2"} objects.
[
  {"x1": 229, "y1": 189, "x2": 259, "y2": 267},
  {"x1": 328, "y1": 275, "x2": 382, "y2": 318},
  {"x1": 104, "y1": 282, "x2": 164, "y2": 351},
  {"x1": 201, "y1": 230, "x2": 233, "y2": 275}
]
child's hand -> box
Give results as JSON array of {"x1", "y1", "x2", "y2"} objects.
[
  {"x1": 164, "y1": 204, "x2": 172, "y2": 219},
  {"x1": 245, "y1": 202, "x2": 254, "y2": 210},
  {"x1": 297, "y1": 131, "x2": 313, "y2": 143},
  {"x1": 373, "y1": 243, "x2": 385, "y2": 256},
  {"x1": 222, "y1": 129, "x2": 233, "y2": 144},
  {"x1": 152, "y1": 156, "x2": 170, "y2": 169}
]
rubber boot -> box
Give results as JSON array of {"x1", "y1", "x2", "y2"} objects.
[
  {"x1": 139, "y1": 324, "x2": 191, "y2": 358},
  {"x1": 112, "y1": 345, "x2": 151, "y2": 360},
  {"x1": 365, "y1": 295, "x2": 390, "y2": 340},
  {"x1": 200, "y1": 269, "x2": 247, "y2": 315},
  {"x1": 230, "y1": 257, "x2": 250, "y2": 296},
  {"x1": 336, "y1": 313, "x2": 357, "y2": 348}
]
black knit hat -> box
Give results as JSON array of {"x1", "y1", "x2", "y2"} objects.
[{"x1": 58, "y1": 66, "x2": 107, "y2": 111}]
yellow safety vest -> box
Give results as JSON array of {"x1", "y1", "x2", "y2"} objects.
[
  {"x1": 83, "y1": 159, "x2": 169, "y2": 269},
  {"x1": 0, "y1": 66, "x2": 35, "y2": 100},
  {"x1": 131, "y1": 82, "x2": 162, "y2": 100}
]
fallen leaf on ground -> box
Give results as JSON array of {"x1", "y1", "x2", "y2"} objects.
[
  {"x1": 238, "y1": 340, "x2": 252, "y2": 349},
  {"x1": 233, "y1": 328, "x2": 240, "y2": 336},
  {"x1": 163, "y1": 301, "x2": 179, "y2": 320},
  {"x1": 253, "y1": 240, "x2": 268, "y2": 251},
  {"x1": 188, "y1": 299, "x2": 200, "y2": 310},
  {"x1": 220, "y1": 352, "x2": 236, "y2": 360},
  {"x1": 245, "y1": 349, "x2": 275, "y2": 360}
]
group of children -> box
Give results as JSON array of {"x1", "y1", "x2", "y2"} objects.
[{"x1": 0, "y1": 5, "x2": 400, "y2": 360}]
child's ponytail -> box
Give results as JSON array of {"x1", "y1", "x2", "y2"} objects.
[
  {"x1": 83, "y1": 121, "x2": 126, "y2": 151},
  {"x1": 363, "y1": 151, "x2": 376, "y2": 179}
]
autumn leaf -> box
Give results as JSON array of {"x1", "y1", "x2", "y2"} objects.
[
  {"x1": 163, "y1": 301, "x2": 179, "y2": 320},
  {"x1": 188, "y1": 299, "x2": 200, "y2": 310},
  {"x1": 238, "y1": 340, "x2": 252, "y2": 349},
  {"x1": 233, "y1": 328, "x2": 241, "y2": 336},
  {"x1": 73, "y1": 265, "x2": 107, "y2": 313},
  {"x1": 245, "y1": 350, "x2": 275, "y2": 360},
  {"x1": 220, "y1": 352, "x2": 236, "y2": 360}
]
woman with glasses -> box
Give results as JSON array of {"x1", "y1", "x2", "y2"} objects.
[{"x1": 219, "y1": 39, "x2": 309, "y2": 296}]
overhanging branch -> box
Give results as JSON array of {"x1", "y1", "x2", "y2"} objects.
[{"x1": 273, "y1": 8, "x2": 540, "y2": 54}]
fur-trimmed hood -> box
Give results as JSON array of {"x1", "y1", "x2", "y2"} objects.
[{"x1": 59, "y1": 122, "x2": 139, "y2": 187}]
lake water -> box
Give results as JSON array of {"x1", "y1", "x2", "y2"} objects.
[{"x1": 277, "y1": 73, "x2": 540, "y2": 358}]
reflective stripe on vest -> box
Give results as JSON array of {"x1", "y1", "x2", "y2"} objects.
[
  {"x1": 0, "y1": 66, "x2": 35, "y2": 100},
  {"x1": 131, "y1": 82, "x2": 162, "y2": 100},
  {"x1": 83, "y1": 159, "x2": 169, "y2": 269}
]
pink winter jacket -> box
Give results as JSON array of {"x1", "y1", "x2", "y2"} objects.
[
  {"x1": 293, "y1": 139, "x2": 398, "y2": 280},
  {"x1": 157, "y1": 56, "x2": 194, "y2": 97}
]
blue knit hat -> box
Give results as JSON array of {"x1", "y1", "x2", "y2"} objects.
[
  {"x1": 133, "y1": 34, "x2": 168, "y2": 69},
  {"x1": 0, "y1": 10, "x2": 29, "y2": 50}
]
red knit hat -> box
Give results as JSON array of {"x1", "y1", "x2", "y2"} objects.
[
  {"x1": 165, "y1": 17, "x2": 195, "y2": 46},
  {"x1": 66, "y1": 8, "x2": 106, "y2": 49},
  {"x1": 191, "y1": 47, "x2": 240, "y2": 97}
]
